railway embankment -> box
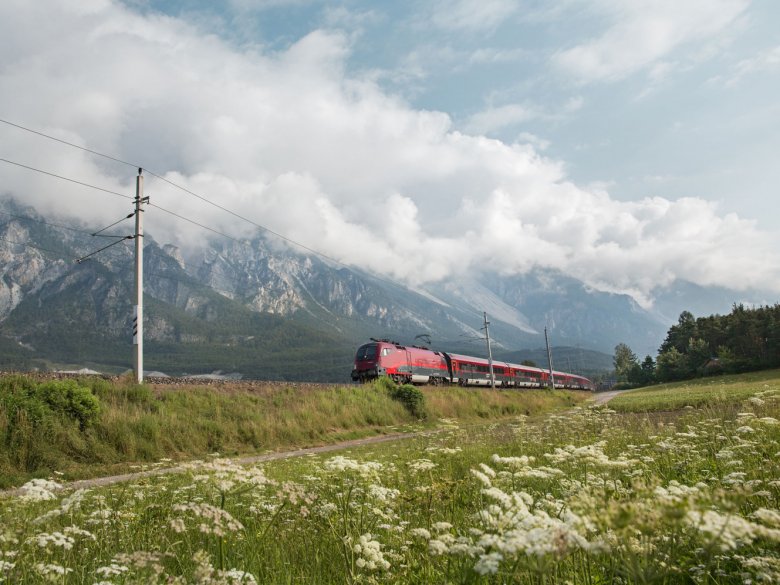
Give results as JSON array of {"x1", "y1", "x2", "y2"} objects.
[{"x1": 0, "y1": 372, "x2": 588, "y2": 489}]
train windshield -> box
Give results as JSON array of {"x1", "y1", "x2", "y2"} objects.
[{"x1": 355, "y1": 344, "x2": 378, "y2": 361}]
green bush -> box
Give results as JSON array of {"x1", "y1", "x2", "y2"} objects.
[
  {"x1": 370, "y1": 377, "x2": 428, "y2": 419},
  {"x1": 36, "y1": 380, "x2": 101, "y2": 430},
  {"x1": 373, "y1": 376, "x2": 397, "y2": 394},
  {"x1": 0, "y1": 377, "x2": 100, "y2": 438},
  {"x1": 398, "y1": 384, "x2": 427, "y2": 419}
]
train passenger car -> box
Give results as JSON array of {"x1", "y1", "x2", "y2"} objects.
[
  {"x1": 508, "y1": 364, "x2": 548, "y2": 388},
  {"x1": 449, "y1": 353, "x2": 497, "y2": 386},
  {"x1": 352, "y1": 339, "x2": 594, "y2": 390}
]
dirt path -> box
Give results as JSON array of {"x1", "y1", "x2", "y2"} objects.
[
  {"x1": 2, "y1": 430, "x2": 439, "y2": 498},
  {"x1": 5, "y1": 391, "x2": 628, "y2": 498},
  {"x1": 591, "y1": 389, "x2": 628, "y2": 405}
]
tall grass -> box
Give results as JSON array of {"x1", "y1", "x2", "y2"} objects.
[
  {"x1": 609, "y1": 368, "x2": 780, "y2": 412},
  {"x1": 0, "y1": 372, "x2": 777, "y2": 583},
  {"x1": 0, "y1": 375, "x2": 584, "y2": 488}
]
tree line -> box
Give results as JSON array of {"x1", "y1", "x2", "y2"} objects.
[{"x1": 613, "y1": 303, "x2": 780, "y2": 387}]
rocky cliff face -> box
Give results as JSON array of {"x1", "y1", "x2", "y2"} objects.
[{"x1": 0, "y1": 197, "x2": 676, "y2": 375}]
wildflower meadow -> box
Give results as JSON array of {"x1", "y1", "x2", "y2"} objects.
[{"x1": 1, "y1": 374, "x2": 779, "y2": 584}]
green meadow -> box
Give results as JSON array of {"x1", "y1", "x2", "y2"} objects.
[
  {"x1": 0, "y1": 375, "x2": 586, "y2": 488},
  {"x1": 0, "y1": 372, "x2": 778, "y2": 583}
]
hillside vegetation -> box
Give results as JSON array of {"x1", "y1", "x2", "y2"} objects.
[
  {"x1": 614, "y1": 303, "x2": 780, "y2": 388},
  {"x1": 0, "y1": 374, "x2": 586, "y2": 489}
]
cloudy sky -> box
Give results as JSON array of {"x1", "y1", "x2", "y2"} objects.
[{"x1": 1, "y1": 0, "x2": 779, "y2": 307}]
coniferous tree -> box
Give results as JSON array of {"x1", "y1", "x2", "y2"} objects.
[{"x1": 613, "y1": 343, "x2": 639, "y2": 383}]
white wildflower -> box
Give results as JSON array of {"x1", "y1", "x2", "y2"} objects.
[
  {"x1": 171, "y1": 503, "x2": 243, "y2": 536},
  {"x1": 407, "y1": 458, "x2": 437, "y2": 473},
  {"x1": 474, "y1": 551, "x2": 503, "y2": 575},
  {"x1": 353, "y1": 533, "x2": 390, "y2": 571},
  {"x1": 30, "y1": 532, "x2": 75, "y2": 551},
  {"x1": 687, "y1": 510, "x2": 757, "y2": 550},
  {"x1": 753, "y1": 508, "x2": 780, "y2": 528},
  {"x1": 409, "y1": 528, "x2": 431, "y2": 540},
  {"x1": 491, "y1": 454, "x2": 534, "y2": 468},
  {"x1": 34, "y1": 563, "x2": 73, "y2": 579},
  {"x1": 222, "y1": 569, "x2": 258, "y2": 583},
  {"x1": 471, "y1": 469, "x2": 493, "y2": 487},
  {"x1": 19, "y1": 479, "x2": 61, "y2": 502},
  {"x1": 96, "y1": 563, "x2": 129, "y2": 577},
  {"x1": 324, "y1": 456, "x2": 383, "y2": 476}
]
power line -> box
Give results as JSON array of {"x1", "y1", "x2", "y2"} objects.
[
  {"x1": 0, "y1": 158, "x2": 132, "y2": 200},
  {"x1": 1, "y1": 209, "x2": 135, "y2": 262},
  {"x1": 0, "y1": 120, "x2": 347, "y2": 264},
  {"x1": 92, "y1": 212, "x2": 135, "y2": 237},
  {"x1": 146, "y1": 270, "x2": 239, "y2": 299},
  {"x1": 0, "y1": 210, "x2": 95, "y2": 236},
  {"x1": 150, "y1": 203, "x2": 244, "y2": 244},
  {"x1": 1, "y1": 118, "x2": 484, "y2": 319},
  {"x1": 0, "y1": 120, "x2": 432, "y2": 300},
  {"x1": 146, "y1": 173, "x2": 349, "y2": 267},
  {"x1": 0, "y1": 236, "x2": 76, "y2": 257},
  {"x1": 0, "y1": 118, "x2": 138, "y2": 170},
  {"x1": 76, "y1": 236, "x2": 134, "y2": 264}
]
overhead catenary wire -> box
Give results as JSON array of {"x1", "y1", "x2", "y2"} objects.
[
  {"x1": 0, "y1": 119, "x2": 351, "y2": 267},
  {"x1": 0, "y1": 118, "x2": 486, "y2": 320},
  {"x1": 0, "y1": 118, "x2": 138, "y2": 170},
  {"x1": 0, "y1": 121, "x2": 471, "y2": 299},
  {"x1": 0, "y1": 210, "x2": 97, "y2": 236},
  {"x1": 0, "y1": 236, "x2": 74, "y2": 257},
  {"x1": 150, "y1": 203, "x2": 245, "y2": 245},
  {"x1": 76, "y1": 235, "x2": 134, "y2": 264},
  {"x1": 0, "y1": 158, "x2": 132, "y2": 200},
  {"x1": 92, "y1": 212, "x2": 136, "y2": 237},
  {"x1": 0, "y1": 209, "x2": 135, "y2": 263}
]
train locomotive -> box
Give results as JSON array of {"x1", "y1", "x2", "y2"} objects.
[{"x1": 351, "y1": 339, "x2": 593, "y2": 390}]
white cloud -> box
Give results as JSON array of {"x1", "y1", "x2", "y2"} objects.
[
  {"x1": 229, "y1": 0, "x2": 312, "y2": 11},
  {"x1": 468, "y1": 47, "x2": 528, "y2": 65},
  {"x1": 721, "y1": 44, "x2": 780, "y2": 86},
  {"x1": 322, "y1": 6, "x2": 382, "y2": 31},
  {"x1": 553, "y1": 0, "x2": 749, "y2": 82},
  {"x1": 430, "y1": 0, "x2": 518, "y2": 32},
  {"x1": 0, "y1": 0, "x2": 778, "y2": 303},
  {"x1": 516, "y1": 132, "x2": 550, "y2": 151},
  {"x1": 463, "y1": 104, "x2": 536, "y2": 135}
]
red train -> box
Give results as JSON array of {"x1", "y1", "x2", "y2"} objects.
[{"x1": 351, "y1": 339, "x2": 593, "y2": 390}]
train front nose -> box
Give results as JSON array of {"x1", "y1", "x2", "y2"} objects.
[{"x1": 352, "y1": 342, "x2": 382, "y2": 381}]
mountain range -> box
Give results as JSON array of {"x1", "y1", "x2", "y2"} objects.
[{"x1": 0, "y1": 197, "x2": 761, "y2": 381}]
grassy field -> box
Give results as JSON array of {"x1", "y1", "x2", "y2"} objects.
[
  {"x1": 0, "y1": 371, "x2": 778, "y2": 583},
  {"x1": 0, "y1": 374, "x2": 587, "y2": 488},
  {"x1": 609, "y1": 368, "x2": 780, "y2": 412}
]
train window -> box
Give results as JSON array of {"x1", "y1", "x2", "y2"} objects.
[
  {"x1": 356, "y1": 345, "x2": 377, "y2": 360},
  {"x1": 381, "y1": 348, "x2": 392, "y2": 356}
]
